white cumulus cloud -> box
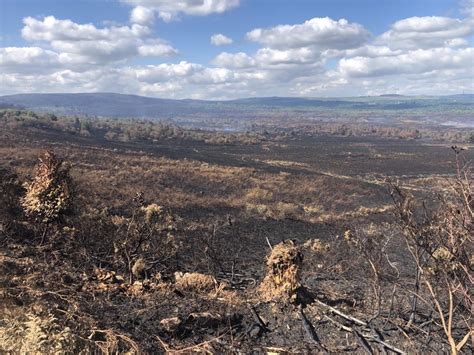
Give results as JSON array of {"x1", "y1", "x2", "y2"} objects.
[
  {"x1": 21, "y1": 16, "x2": 177, "y2": 65},
  {"x1": 1, "y1": 1, "x2": 473, "y2": 99},
  {"x1": 121, "y1": 0, "x2": 240, "y2": 22},
  {"x1": 138, "y1": 39, "x2": 178, "y2": 56},
  {"x1": 211, "y1": 52, "x2": 255, "y2": 68},
  {"x1": 246, "y1": 17, "x2": 371, "y2": 50},
  {"x1": 337, "y1": 47, "x2": 474, "y2": 77},
  {"x1": 377, "y1": 16, "x2": 474, "y2": 49},
  {"x1": 130, "y1": 6, "x2": 156, "y2": 25},
  {"x1": 0, "y1": 47, "x2": 60, "y2": 73},
  {"x1": 210, "y1": 33, "x2": 233, "y2": 46}
]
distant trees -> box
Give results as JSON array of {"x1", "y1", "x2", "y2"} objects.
[{"x1": 1, "y1": 109, "x2": 472, "y2": 144}]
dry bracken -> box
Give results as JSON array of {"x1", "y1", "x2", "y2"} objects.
[
  {"x1": 258, "y1": 240, "x2": 304, "y2": 302},
  {"x1": 21, "y1": 151, "x2": 73, "y2": 223},
  {"x1": 0, "y1": 311, "x2": 77, "y2": 353}
]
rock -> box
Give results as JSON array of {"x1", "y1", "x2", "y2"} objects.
[
  {"x1": 186, "y1": 312, "x2": 221, "y2": 328},
  {"x1": 248, "y1": 324, "x2": 264, "y2": 338},
  {"x1": 160, "y1": 317, "x2": 181, "y2": 332}
]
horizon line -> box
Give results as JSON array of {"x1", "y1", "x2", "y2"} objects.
[{"x1": 1, "y1": 91, "x2": 473, "y2": 102}]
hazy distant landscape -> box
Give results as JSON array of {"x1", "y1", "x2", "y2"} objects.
[{"x1": 1, "y1": 93, "x2": 473, "y2": 128}]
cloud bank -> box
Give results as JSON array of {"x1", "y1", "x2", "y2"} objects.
[{"x1": 1, "y1": 0, "x2": 473, "y2": 98}]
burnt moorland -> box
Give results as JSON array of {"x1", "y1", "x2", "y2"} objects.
[{"x1": 1, "y1": 109, "x2": 473, "y2": 353}]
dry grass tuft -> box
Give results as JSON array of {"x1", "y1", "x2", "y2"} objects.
[
  {"x1": 245, "y1": 203, "x2": 270, "y2": 218},
  {"x1": 258, "y1": 240, "x2": 304, "y2": 302},
  {"x1": 175, "y1": 272, "x2": 220, "y2": 293},
  {"x1": 21, "y1": 151, "x2": 73, "y2": 223},
  {"x1": 140, "y1": 203, "x2": 163, "y2": 223},
  {"x1": 302, "y1": 238, "x2": 330, "y2": 253}
]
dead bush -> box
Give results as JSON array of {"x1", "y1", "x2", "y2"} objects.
[
  {"x1": 112, "y1": 198, "x2": 180, "y2": 283},
  {"x1": 258, "y1": 240, "x2": 304, "y2": 302},
  {"x1": 390, "y1": 148, "x2": 473, "y2": 354},
  {"x1": 343, "y1": 224, "x2": 399, "y2": 317},
  {"x1": 21, "y1": 151, "x2": 73, "y2": 224}
]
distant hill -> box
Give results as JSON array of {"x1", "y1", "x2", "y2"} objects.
[
  {"x1": 444, "y1": 94, "x2": 474, "y2": 100},
  {"x1": 0, "y1": 93, "x2": 472, "y2": 125},
  {"x1": 0, "y1": 93, "x2": 197, "y2": 118}
]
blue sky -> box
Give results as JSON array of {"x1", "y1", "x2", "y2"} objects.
[{"x1": 1, "y1": 0, "x2": 473, "y2": 98}]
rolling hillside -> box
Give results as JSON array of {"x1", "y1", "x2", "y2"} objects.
[{"x1": 0, "y1": 93, "x2": 473, "y2": 128}]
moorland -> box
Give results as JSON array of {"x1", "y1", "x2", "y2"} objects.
[{"x1": 0, "y1": 104, "x2": 473, "y2": 353}]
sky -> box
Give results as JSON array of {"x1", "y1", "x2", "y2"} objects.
[{"x1": 0, "y1": 0, "x2": 473, "y2": 99}]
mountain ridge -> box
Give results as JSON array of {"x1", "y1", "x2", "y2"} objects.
[{"x1": 0, "y1": 92, "x2": 472, "y2": 121}]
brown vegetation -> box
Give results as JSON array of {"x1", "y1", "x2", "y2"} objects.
[
  {"x1": 0, "y1": 119, "x2": 473, "y2": 353},
  {"x1": 258, "y1": 240, "x2": 304, "y2": 302},
  {"x1": 22, "y1": 151, "x2": 73, "y2": 224},
  {"x1": 389, "y1": 148, "x2": 473, "y2": 354}
]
